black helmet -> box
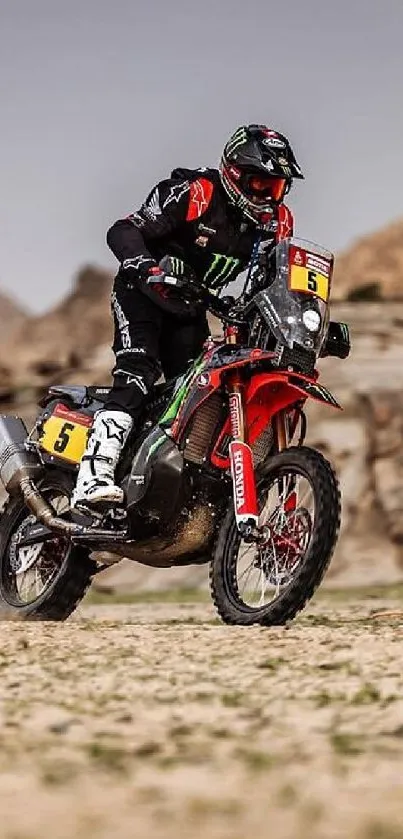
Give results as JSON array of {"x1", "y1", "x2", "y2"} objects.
[{"x1": 220, "y1": 124, "x2": 304, "y2": 224}]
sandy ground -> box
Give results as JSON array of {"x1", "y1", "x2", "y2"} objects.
[{"x1": 1, "y1": 593, "x2": 403, "y2": 839}]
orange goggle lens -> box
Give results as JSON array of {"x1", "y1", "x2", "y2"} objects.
[{"x1": 249, "y1": 176, "x2": 287, "y2": 201}]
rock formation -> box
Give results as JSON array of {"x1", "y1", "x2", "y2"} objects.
[{"x1": 332, "y1": 217, "x2": 403, "y2": 300}]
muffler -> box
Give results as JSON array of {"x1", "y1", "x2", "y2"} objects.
[
  {"x1": 0, "y1": 416, "x2": 42, "y2": 493},
  {"x1": 0, "y1": 415, "x2": 79, "y2": 534}
]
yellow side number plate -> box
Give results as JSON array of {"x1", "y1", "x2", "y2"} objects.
[{"x1": 39, "y1": 403, "x2": 92, "y2": 464}]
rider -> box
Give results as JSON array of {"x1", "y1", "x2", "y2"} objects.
[{"x1": 72, "y1": 124, "x2": 349, "y2": 509}]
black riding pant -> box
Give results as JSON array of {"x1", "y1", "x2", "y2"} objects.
[{"x1": 104, "y1": 276, "x2": 209, "y2": 419}]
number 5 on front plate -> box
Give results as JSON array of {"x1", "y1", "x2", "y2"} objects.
[{"x1": 289, "y1": 264, "x2": 329, "y2": 302}]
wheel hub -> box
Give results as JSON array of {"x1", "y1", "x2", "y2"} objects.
[
  {"x1": 9, "y1": 516, "x2": 39, "y2": 573},
  {"x1": 9, "y1": 513, "x2": 67, "y2": 577},
  {"x1": 255, "y1": 508, "x2": 312, "y2": 586},
  {"x1": 14, "y1": 543, "x2": 45, "y2": 575}
]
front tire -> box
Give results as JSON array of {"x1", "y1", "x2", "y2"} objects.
[
  {"x1": 0, "y1": 471, "x2": 96, "y2": 621},
  {"x1": 210, "y1": 446, "x2": 340, "y2": 626}
]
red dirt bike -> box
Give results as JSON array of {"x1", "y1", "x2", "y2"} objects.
[{"x1": 0, "y1": 237, "x2": 342, "y2": 624}]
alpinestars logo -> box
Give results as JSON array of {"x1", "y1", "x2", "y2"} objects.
[
  {"x1": 125, "y1": 374, "x2": 148, "y2": 394},
  {"x1": 114, "y1": 368, "x2": 148, "y2": 394},
  {"x1": 163, "y1": 181, "x2": 190, "y2": 208},
  {"x1": 101, "y1": 417, "x2": 129, "y2": 443},
  {"x1": 190, "y1": 180, "x2": 209, "y2": 216},
  {"x1": 122, "y1": 255, "x2": 150, "y2": 272},
  {"x1": 278, "y1": 206, "x2": 294, "y2": 240}
]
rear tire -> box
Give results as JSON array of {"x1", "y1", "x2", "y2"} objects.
[
  {"x1": 210, "y1": 446, "x2": 340, "y2": 626},
  {"x1": 0, "y1": 471, "x2": 96, "y2": 621}
]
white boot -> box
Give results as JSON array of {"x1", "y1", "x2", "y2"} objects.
[{"x1": 71, "y1": 410, "x2": 133, "y2": 508}]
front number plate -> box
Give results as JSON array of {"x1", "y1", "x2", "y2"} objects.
[{"x1": 288, "y1": 245, "x2": 332, "y2": 303}]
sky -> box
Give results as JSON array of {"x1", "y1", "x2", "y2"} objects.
[{"x1": 1, "y1": 0, "x2": 403, "y2": 312}]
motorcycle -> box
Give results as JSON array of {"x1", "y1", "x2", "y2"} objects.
[{"x1": 0, "y1": 236, "x2": 343, "y2": 625}]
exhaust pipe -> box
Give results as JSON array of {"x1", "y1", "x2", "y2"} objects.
[{"x1": 0, "y1": 416, "x2": 126, "y2": 541}]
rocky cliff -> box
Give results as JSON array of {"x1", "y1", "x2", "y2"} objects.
[
  {"x1": 332, "y1": 217, "x2": 403, "y2": 300},
  {"x1": 0, "y1": 290, "x2": 28, "y2": 336},
  {"x1": 0, "y1": 266, "x2": 113, "y2": 396},
  {"x1": 0, "y1": 291, "x2": 30, "y2": 403}
]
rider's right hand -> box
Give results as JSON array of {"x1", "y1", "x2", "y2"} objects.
[
  {"x1": 119, "y1": 258, "x2": 171, "y2": 300},
  {"x1": 120, "y1": 257, "x2": 160, "y2": 283}
]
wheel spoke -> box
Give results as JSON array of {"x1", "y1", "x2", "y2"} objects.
[
  {"x1": 3, "y1": 488, "x2": 70, "y2": 607},
  {"x1": 238, "y1": 553, "x2": 258, "y2": 595},
  {"x1": 234, "y1": 468, "x2": 315, "y2": 610}
]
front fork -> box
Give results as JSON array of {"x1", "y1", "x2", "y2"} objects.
[
  {"x1": 225, "y1": 327, "x2": 289, "y2": 537},
  {"x1": 273, "y1": 411, "x2": 288, "y2": 453}
]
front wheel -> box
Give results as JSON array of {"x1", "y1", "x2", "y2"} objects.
[
  {"x1": 0, "y1": 471, "x2": 96, "y2": 621},
  {"x1": 210, "y1": 446, "x2": 340, "y2": 626}
]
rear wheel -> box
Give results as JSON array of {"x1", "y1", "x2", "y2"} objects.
[
  {"x1": 0, "y1": 472, "x2": 96, "y2": 621},
  {"x1": 210, "y1": 446, "x2": 340, "y2": 625}
]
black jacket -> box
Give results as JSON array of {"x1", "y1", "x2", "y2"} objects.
[{"x1": 107, "y1": 168, "x2": 294, "y2": 293}]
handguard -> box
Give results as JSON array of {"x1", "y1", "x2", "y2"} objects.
[{"x1": 321, "y1": 321, "x2": 350, "y2": 359}]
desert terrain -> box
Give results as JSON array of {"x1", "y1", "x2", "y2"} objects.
[{"x1": 1, "y1": 588, "x2": 403, "y2": 839}]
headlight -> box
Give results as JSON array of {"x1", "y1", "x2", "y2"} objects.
[{"x1": 302, "y1": 309, "x2": 321, "y2": 332}]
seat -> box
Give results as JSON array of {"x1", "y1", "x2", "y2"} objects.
[
  {"x1": 48, "y1": 385, "x2": 88, "y2": 406},
  {"x1": 48, "y1": 379, "x2": 176, "y2": 414},
  {"x1": 86, "y1": 386, "x2": 111, "y2": 403}
]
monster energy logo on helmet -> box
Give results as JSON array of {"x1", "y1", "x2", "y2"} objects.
[
  {"x1": 203, "y1": 253, "x2": 241, "y2": 288},
  {"x1": 225, "y1": 127, "x2": 248, "y2": 155}
]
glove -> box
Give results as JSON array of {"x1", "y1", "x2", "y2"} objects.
[
  {"x1": 120, "y1": 256, "x2": 159, "y2": 283},
  {"x1": 120, "y1": 257, "x2": 172, "y2": 302},
  {"x1": 321, "y1": 321, "x2": 351, "y2": 359},
  {"x1": 127, "y1": 254, "x2": 200, "y2": 318},
  {"x1": 148, "y1": 254, "x2": 205, "y2": 303},
  {"x1": 146, "y1": 256, "x2": 188, "y2": 293}
]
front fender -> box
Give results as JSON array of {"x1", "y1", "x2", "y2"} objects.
[
  {"x1": 210, "y1": 370, "x2": 342, "y2": 469},
  {"x1": 245, "y1": 370, "x2": 342, "y2": 413},
  {"x1": 243, "y1": 370, "x2": 341, "y2": 446}
]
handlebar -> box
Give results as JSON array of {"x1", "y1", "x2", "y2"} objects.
[{"x1": 147, "y1": 269, "x2": 245, "y2": 324}]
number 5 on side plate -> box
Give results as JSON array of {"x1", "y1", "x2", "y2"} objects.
[{"x1": 39, "y1": 404, "x2": 92, "y2": 464}]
